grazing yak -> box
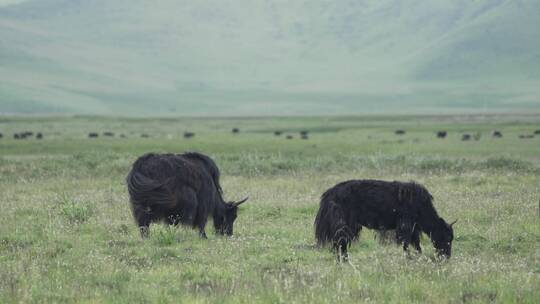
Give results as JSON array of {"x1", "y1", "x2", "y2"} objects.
[
  {"x1": 436, "y1": 131, "x2": 447, "y2": 138},
  {"x1": 315, "y1": 180, "x2": 455, "y2": 261},
  {"x1": 492, "y1": 130, "x2": 503, "y2": 138},
  {"x1": 461, "y1": 134, "x2": 471, "y2": 141},
  {"x1": 395, "y1": 129, "x2": 406, "y2": 135},
  {"x1": 274, "y1": 131, "x2": 283, "y2": 136},
  {"x1": 36, "y1": 133, "x2": 43, "y2": 139},
  {"x1": 232, "y1": 128, "x2": 240, "y2": 134},
  {"x1": 184, "y1": 132, "x2": 195, "y2": 139},
  {"x1": 88, "y1": 132, "x2": 99, "y2": 138},
  {"x1": 126, "y1": 152, "x2": 248, "y2": 238}
]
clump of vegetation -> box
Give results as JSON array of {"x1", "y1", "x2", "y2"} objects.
[{"x1": 57, "y1": 193, "x2": 94, "y2": 224}]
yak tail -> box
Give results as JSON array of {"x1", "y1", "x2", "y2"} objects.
[
  {"x1": 314, "y1": 199, "x2": 353, "y2": 250},
  {"x1": 126, "y1": 170, "x2": 175, "y2": 208}
]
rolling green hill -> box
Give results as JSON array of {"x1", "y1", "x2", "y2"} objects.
[{"x1": 0, "y1": 0, "x2": 539, "y2": 115}]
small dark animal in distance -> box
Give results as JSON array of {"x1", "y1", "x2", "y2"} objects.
[
  {"x1": 140, "y1": 134, "x2": 150, "y2": 138},
  {"x1": 232, "y1": 128, "x2": 240, "y2": 134},
  {"x1": 184, "y1": 132, "x2": 195, "y2": 139},
  {"x1": 436, "y1": 131, "x2": 447, "y2": 138},
  {"x1": 300, "y1": 130, "x2": 309, "y2": 136},
  {"x1": 14, "y1": 133, "x2": 27, "y2": 139},
  {"x1": 519, "y1": 134, "x2": 534, "y2": 139},
  {"x1": 395, "y1": 129, "x2": 406, "y2": 135},
  {"x1": 36, "y1": 133, "x2": 43, "y2": 139},
  {"x1": 120, "y1": 134, "x2": 127, "y2": 138},
  {"x1": 286, "y1": 135, "x2": 293, "y2": 139},
  {"x1": 103, "y1": 132, "x2": 115, "y2": 137},
  {"x1": 461, "y1": 134, "x2": 471, "y2": 141},
  {"x1": 314, "y1": 179, "x2": 455, "y2": 261},
  {"x1": 274, "y1": 131, "x2": 283, "y2": 136},
  {"x1": 0, "y1": 133, "x2": 3, "y2": 139},
  {"x1": 88, "y1": 133, "x2": 99, "y2": 138},
  {"x1": 126, "y1": 152, "x2": 248, "y2": 238},
  {"x1": 534, "y1": 130, "x2": 540, "y2": 135},
  {"x1": 492, "y1": 130, "x2": 502, "y2": 138}
]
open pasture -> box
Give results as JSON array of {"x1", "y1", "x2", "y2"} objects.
[{"x1": 0, "y1": 115, "x2": 539, "y2": 303}]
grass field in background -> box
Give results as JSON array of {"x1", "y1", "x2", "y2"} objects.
[{"x1": 1, "y1": 115, "x2": 539, "y2": 303}]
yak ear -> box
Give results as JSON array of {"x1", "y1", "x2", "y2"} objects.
[
  {"x1": 449, "y1": 219, "x2": 458, "y2": 226},
  {"x1": 233, "y1": 196, "x2": 249, "y2": 207}
]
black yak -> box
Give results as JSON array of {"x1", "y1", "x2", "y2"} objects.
[
  {"x1": 461, "y1": 134, "x2": 471, "y2": 141},
  {"x1": 36, "y1": 133, "x2": 43, "y2": 139},
  {"x1": 274, "y1": 131, "x2": 283, "y2": 136},
  {"x1": 314, "y1": 180, "x2": 455, "y2": 261},
  {"x1": 184, "y1": 132, "x2": 195, "y2": 139},
  {"x1": 126, "y1": 152, "x2": 248, "y2": 238},
  {"x1": 534, "y1": 130, "x2": 540, "y2": 135},
  {"x1": 0, "y1": 133, "x2": 3, "y2": 139},
  {"x1": 436, "y1": 131, "x2": 447, "y2": 138},
  {"x1": 88, "y1": 132, "x2": 99, "y2": 138},
  {"x1": 141, "y1": 133, "x2": 150, "y2": 138},
  {"x1": 286, "y1": 135, "x2": 293, "y2": 140},
  {"x1": 395, "y1": 129, "x2": 406, "y2": 135},
  {"x1": 103, "y1": 132, "x2": 115, "y2": 137},
  {"x1": 232, "y1": 128, "x2": 240, "y2": 134},
  {"x1": 492, "y1": 130, "x2": 503, "y2": 138}
]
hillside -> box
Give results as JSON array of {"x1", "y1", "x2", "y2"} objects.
[{"x1": 0, "y1": 0, "x2": 539, "y2": 115}]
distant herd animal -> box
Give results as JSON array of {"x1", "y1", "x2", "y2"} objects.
[
  {"x1": 3, "y1": 128, "x2": 537, "y2": 142},
  {"x1": 10, "y1": 131, "x2": 43, "y2": 140}
]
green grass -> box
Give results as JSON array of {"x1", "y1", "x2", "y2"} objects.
[{"x1": 1, "y1": 115, "x2": 539, "y2": 303}]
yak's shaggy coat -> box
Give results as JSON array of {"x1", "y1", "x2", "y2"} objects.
[
  {"x1": 315, "y1": 180, "x2": 455, "y2": 260},
  {"x1": 126, "y1": 152, "x2": 247, "y2": 237}
]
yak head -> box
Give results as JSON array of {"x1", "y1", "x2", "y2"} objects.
[
  {"x1": 214, "y1": 197, "x2": 249, "y2": 236},
  {"x1": 431, "y1": 218, "x2": 456, "y2": 258}
]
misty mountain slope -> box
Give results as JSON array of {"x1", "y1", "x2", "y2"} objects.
[{"x1": 0, "y1": 0, "x2": 538, "y2": 115}]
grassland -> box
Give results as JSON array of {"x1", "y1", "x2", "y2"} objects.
[{"x1": 0, "y1": 115, "x2": 539, "y2": 303}]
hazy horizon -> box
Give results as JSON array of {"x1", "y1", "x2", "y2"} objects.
[{"x1": 1, "y1": 0, "x2": 539, "y2": 116}]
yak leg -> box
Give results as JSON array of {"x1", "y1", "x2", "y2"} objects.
[
  {"x1": 411, "y1": 226, "x2": 422, "y2": 253},
  {"x1": 333, "y1": 224, "x2": 353, "y2": 262},
  {"x1": 351, "y1": 224, "x2": 362, "y2": 241},
  {"x1": 177, "y1": 187, "x2": 208, "y2": 239},
  {"x1": 197, "y1": 216, "x2": 208, "y2": 239},
  {"x1": 396, "y1": 218, "x2": 414, "y2": 252},
  {"x1": 134, "y1": 209, "x2": 151, "y2": 238}
]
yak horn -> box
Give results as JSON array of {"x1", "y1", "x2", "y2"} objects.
[
  {"x1": 450, "y1": 219, "x2": 458, "y2": 226},
  {"x1": 233, "y1": 197, "x2": 249, "y2": 206}
]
